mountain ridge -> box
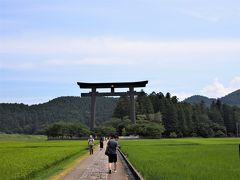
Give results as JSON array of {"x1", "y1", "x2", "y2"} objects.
[{"x1": 184, "y1": 89, "x2": 240, "y2": 106}]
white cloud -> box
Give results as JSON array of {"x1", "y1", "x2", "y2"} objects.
[
  {"x1": 1, "y1": 37, "x2": 240, "y2": 55},
  {"x1": 1, "y1": 37, "x2": 240, "y2": 69},
  {"x1": 47, "y1": 57, "x2": 132, "y2": 66},
  {"x1": 200, "y1": 76, "x2": 240, "y2": 98},
  {"x1": 173, "y1": 92, "x2": 194, "y2": 101},
  {"x1": 181, "y1": 10, "x2": 221, "y2": 22},
  {"x1": 0, "y1": 61, "x2": 36, "y2": 70},
  {"x1": 230, "y1": 76, "x2": 240, "y2": 89},
  {"x1": 178, "y1": 2, "x2": 240, "y2": 22}
]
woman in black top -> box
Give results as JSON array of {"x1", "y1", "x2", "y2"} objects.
[{"x1": 100, "y1": 136, "x2": 104, "y2": 150}]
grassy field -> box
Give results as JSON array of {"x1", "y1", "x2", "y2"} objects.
[
  {"x1": 0, "y1": 134, "x2": 88, "y2": 180},
  {"x1": 0, "y1": 133, "x2": 47, "y2": 141},
  {"x1": 120, "y1": 138, "x2": 240, "y2": 180}
]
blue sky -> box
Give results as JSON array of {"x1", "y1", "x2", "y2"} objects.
[{"x1": 0, "y1": 0, "x2": 240, "y2": 104}]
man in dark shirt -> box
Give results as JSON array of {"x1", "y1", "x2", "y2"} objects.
[{"x1": 107, "y1": 135, "x2": 118, "y2": 174}]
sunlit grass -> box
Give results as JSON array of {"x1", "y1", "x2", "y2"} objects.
[
  {"x1": 0, "y1": 134, "x2": 88, "y2": 179},
  {"x1": 120, "y1": 138, "x2": 240, "y2": 180}
]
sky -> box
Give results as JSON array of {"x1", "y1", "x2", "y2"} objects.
[{"x1": 0, "y1": 0, "x2": 240, "y2": 104}]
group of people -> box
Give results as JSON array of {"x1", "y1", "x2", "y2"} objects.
[{"x1": 87, "y1": 135, "x2": 119, "y2": 174}]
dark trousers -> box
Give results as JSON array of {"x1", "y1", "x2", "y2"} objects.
[{"x1": 89, "y1": 145, "x2": 93, "y2": 154}]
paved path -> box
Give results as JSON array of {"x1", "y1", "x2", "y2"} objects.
[
  {"x1": 61, "y1": 142, "x2": 131, "y2": 180},
  {"x1": 108, "y1": 151, "x2": 132, "y2": 180}
]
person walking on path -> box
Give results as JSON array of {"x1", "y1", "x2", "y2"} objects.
[
  {"x1": 100, "y1": 136, "x2": 104, "y2": 150},
  {"x1": 88, "y1": 135, "x2": 94, "y2": 155},
  {"x1": 106, "y1": 135, "x2": 119, "y2": 174}
]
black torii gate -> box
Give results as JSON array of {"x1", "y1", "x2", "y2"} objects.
[{"x1": 77, "y1": 80, "x2": 148, "y2": 130}]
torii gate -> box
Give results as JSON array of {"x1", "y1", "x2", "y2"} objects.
[{"x1": 77, "y1": 81, "x2": 148, "y2": 130}]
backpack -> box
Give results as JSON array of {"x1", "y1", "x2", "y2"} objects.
[{"x1": 88, "y1": 138, "x2": 94, "y2": 145}]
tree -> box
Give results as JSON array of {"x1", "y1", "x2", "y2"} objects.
[
  {"x1": 126, "y1": 122, "x2": 164, "y2": 137},
  {"x1": 93, "y1": 126, "x2": 116, "y2": 137},
  {"x1": 103, "y1": 118, "x2": 131, "y2": 135},
  {"x1": 162, "y1": 101, "x2": 178, "y2": 136},
  {"x1": 183, "y1": 103, "x2": 194, "y2": 136},
  {"x1": 222, "y1": 104, "x2": 235, "y2": 136},
  {"x1": 166, "y1": 92, "x2": 171, "y2": 99},
  {"x1": 196, "y1": 115, "x2": 214, "y2": 137},
  {"x1": 208, "y1": 109, "x2": 224, "y2": 126},
  {"x1": 136, "y1": 91, "x2": 154, "y2": 116},
  {"x1": 113, "y1": 95, "x2": 130, "y2": 118},
  {"x1": 210, "y1": 123, "x2": 226, "y2": 137},
  {"x1": 148, "y1": 112, "x2": 162, "y2": 123},
  {"x1": 215, "y1": 99, "x2": 222, "y2": 110},
  {"x1": 171, "y1": 96, "x2": 178, "y2": 104},
  {"x1": 149, "y1": 92, "x2": 160, "y2": 113},
  {"x1": 45, "y1": 122, "x2": 90, "y2": 139},
  {"x1": 177, "y1": 106, "x2": 187, "y2": 136}
]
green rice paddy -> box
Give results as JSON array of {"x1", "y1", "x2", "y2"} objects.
[
  {"x1": 1, "y1": 134, "x2": 240, "y2": 180},
  {"x1": 0, "y1": 134, "x2": 88, "y2": 180},
  {"x1": 120, "y1": 138, "x2": 240, "y2": 180}
]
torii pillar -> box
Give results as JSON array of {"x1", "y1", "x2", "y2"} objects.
[
  {"x1": 90, "y1": 88, "x2": 97, "y2": 129},
  {"x1": 129, "y1": 86, "x2": 136, "y2": 125}
]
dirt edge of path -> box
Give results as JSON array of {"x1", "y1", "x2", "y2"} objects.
[{"x1": 50, "y1": 152, "x2": 89, "y2": 180}]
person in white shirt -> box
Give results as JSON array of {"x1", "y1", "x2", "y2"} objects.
[{"x1": 88, "y1": 135, "x2": 94, "y2": 155}]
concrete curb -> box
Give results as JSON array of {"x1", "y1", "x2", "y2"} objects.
[{"x1": 118, "y1": 149, "x2": 144, "y2": 180}]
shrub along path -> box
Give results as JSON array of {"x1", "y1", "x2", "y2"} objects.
[{"x1": 59, "y1": 142, "x2": 130, "y2": 180}]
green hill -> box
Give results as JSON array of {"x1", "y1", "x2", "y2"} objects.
[
  {"x1": 184, "y1": 89, "x2": 240, "y2": 107},
  {"x1": 184, "y1": 95, "x2": 215, "y2": 106},
  {"x1": 221, "y1": 89, "x2": 240, "y2": 106},
  {"x1": 0, "y1": 96, "x2": 118, "y2": 134}
]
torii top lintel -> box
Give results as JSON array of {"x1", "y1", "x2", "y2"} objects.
[{"x1": 77, "y1": 80, "x2": 148, "y2": 89}]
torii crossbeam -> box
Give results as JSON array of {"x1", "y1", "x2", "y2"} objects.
[{"x1": 77, "y1": 80, "x2": 148, "y2": 130}]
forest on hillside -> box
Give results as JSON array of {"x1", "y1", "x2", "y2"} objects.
[
  {"x1": 0, "y1": 92, "x2": 240, "y2": 138},
  {"x1": 0, "y1": 97, "x2": 117, "y2": 134},
  {"x1": 112, "y1": 92, "x2": 240, "y2": 137}
]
